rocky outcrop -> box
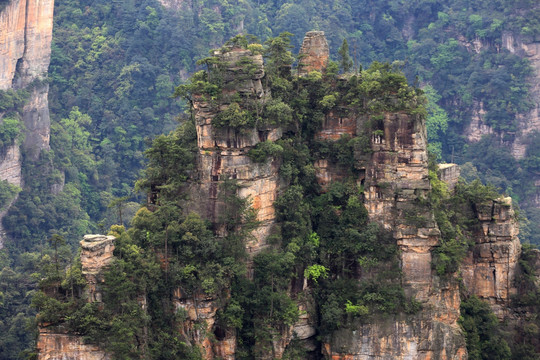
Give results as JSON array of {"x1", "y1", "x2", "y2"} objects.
[
  {"x1": 0, "y1": 0, "x2": 53, "y2": 154},
  {"x1": 464, "y1": 100, "x2": 492, "y2": 143},
  {"x1": 192, "y1": 46, "x2": 278, "y2": 254},
  {"x1": 322, "y1": 111, "x2": 468, "y2": 359},
  {"x1": 0, "y1": 144, "x2": 22, "y2": 186},
  {"x1": 501, "y1": 32, "x2": 540, "y2": 159},
  {"x1": 37, "y1": 328, "x2": 110, "y2": 360},
  {"x1": 80, "y1": 234, "x2": 116, "y2": 303},
  {"x1": 438, "y1": 163, "x2": 460, "y2": 191},
  {"x1": 0, "y1": 0, "x2": 54, "y2": 247},
  {"x1": 461, "y1": 197, "x2": 521, "y2": 318},
  {"x1": 36, "y1": 235, "x2": 114, "y2": 360},
  {"x1": 298, "y1": 31, "x2": 329, "y2": 76},
  {"x1": 173, "y1": 290, "x2": 236, "y2": 360}
]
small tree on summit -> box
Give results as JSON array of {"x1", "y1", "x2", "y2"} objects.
[{"x1": 338, "y1": 39, "x2": 353, "y2": 73}]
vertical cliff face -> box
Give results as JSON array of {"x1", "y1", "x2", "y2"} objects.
[
  {"x1": 300, "y1": 32, "x2": 466, "y2": 359},
  {"x1": 37, "y1": 329, "x2": 110, "y2": 360},
  {"x1": 0, "y1": 0, "x2": 53, "y2": 247},
  {"x1": 80, "y1": 234, "x2": 116, "y2": 303},
  {"x1": 192, "y1": 46, "x2": 279, "y2": 254},
  {"x1": 298, "y1": 31, "x2": 329, "y2": 76},
  {"x1": 321, "y1": 111, "x2": 467, "y2": 359},
  {"x1": 461, "y1": 197, "x2": 521, "y2": 318},
  {"x1": 0, "y1": 0, "x2": 53, "y2": 154}
]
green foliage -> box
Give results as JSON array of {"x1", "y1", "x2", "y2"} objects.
[
  {"x1": 0, "y1": 180, "x2": 20, "y2": 211},
  {"x1": 213, "y1": 102, "x2": 255, "y2": 130},
  {"x1": 423, "y1": 85, "x2": 448, "y2": 160},
  {"x1": 459, "y1": 296, "x2": 511, "y2": 360},
  {"x1": 247, "y1": 141, "x2": 283, "y2": 163},
  {"x1": 338, "y1": 39, "x2": 353, "y2": 73},
  {"x1": 0, "y1": 89, "x2": 29, "y2": 113},
  {"x1": 0, "y1": 117, "x2": 23, "y2": 148}
]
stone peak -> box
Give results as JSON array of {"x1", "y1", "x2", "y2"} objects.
[
  {"x1": 82, "y1": 234, "x2": 115, "y2": 243},
  {"x1": 298, "y1": 31, "x2": 329, "y2": 76}
]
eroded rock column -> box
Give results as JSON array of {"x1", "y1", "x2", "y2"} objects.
[{"x1": 461, "y1": 197, "x2": 521, "y2": 318}]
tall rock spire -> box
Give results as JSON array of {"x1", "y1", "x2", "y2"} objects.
[{"x1": 298, "y1": 31, "x2": 329, "y2": 76}]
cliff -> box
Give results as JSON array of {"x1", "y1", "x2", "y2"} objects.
[
  {"x1": 37, "y1": 329, "x2": 110, "y2": 360},
  {"x1": 319, "y1": 101, "x2": 466, "y2": 359},
  {"x1": 191, "y1": 46, "x2": 278, "y2": 255},
  {"x1": 463, "y1": 31, "x2": 540, "y2": 210},
  {"x1": 35, "y1": 32, "x2": 539, "y2": 360},
  {"x1": 0, "y1": 0, "x2": 54, "y2": 247},
  {"x1": 0, "y1": 0, "x2": 53, "y2": 154},
  {"x1": 36, "y1": 234, "x2": 115, "y2": 360}
]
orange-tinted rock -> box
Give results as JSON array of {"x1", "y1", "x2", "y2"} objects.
[
  {"x1": 0, "y1": 0, "x2": 53, "y2": 246},
  {"x1": 316, "y1": 110, "x2": 357, "y2": 140},
  {"x1": 319, "y1": 109, "x2": 466, "y2": 358},
  {"x1": 298, "y1": 31, "x2": 329, "y2": 76},
  {"x1": 192, "y1": 46, "x2": 278, "y2": 255},
  {"x1": 37, "y1": 328, "x2": 110, "y2": 360},
  {"x1": 173, "y1": 289, "x2": 236, "y2": 360},
  {"x1": 0, "y1": 0, "x2": 53, "y2": 156}
]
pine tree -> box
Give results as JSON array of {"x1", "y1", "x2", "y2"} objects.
[{"x1": 338, "y1": 38, "x2": 353, "y2": 73}]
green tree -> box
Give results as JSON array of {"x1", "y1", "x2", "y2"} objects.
[{"x1": 338, "y1": 38, "x2": 353, "y2": 73}]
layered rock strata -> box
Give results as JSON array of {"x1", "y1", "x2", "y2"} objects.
[
  {"x1": 461, "y1": 197, "x2": 521, "y2": 318},
  {"x1": 298, "y1": 31, "x2": 329, "y2": 76},
  {"x1": 0, "y1": 0, "x2": 54, "y2": 247},
  {"x1": 37, "y1": 234, "x2": 115, "y2": 360},
  {"x1": 192, "y1": 46, "x2": 278, "y2": 254},
  {"x1": 303, "y1": 32, "x2": 466, "y2": 358},
  {"x1": 80, "y1": 234, "x2": 116, "y2": 303},
  {"x1": 321, "y1": 111, "x2": 467, "y2": 359},
  {"x1": 37, "y1": 328, "x2": 110, "y2": 360},
  {"x1": 438, "y1": 163, "x2": 460, "y2": 191},
  {"x1": 173, "y1": 289, "x2": 236, "y2": 360}
]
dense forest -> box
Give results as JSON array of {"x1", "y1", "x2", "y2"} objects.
[{"x1": 0, "y1": 0, "x2": 539, "y2": 358}]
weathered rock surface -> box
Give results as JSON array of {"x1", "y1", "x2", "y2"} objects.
[
  {"x1": 37, "y1": 328, "x2": 110, "y2": 360},
  {"x1": 0, "y1": 0, "x2": 54, "y2": 247},
  {"x1": 173, "y1": 289, "x2": 236, "y2": 360},
  {"x1": 37, "y1": 234, "x2": 115, "y2": 360},
  {"x1": 192, "y1": 47, "x2": 278, "y2": 254},
  {"x1": 461, "y1": 197, "x2": 521, "y2": 318},
  {"x1": 438, "y1": 163, "x2": 460, "y2": 191},
  {"x1": 0, "y1": 143, "x2": 22, "y2": 186},
  {"x1": 322, "y1": 110, "x2": 467, "y2": 359},
  {"x1": 0, "y1": 0, "x2": 53, "y2": 156},
  {"x1": 298, "y1": 31, "x2": 329, "y2": 76},
  {"x1": 80, "y1": 234, "x2": 116, "y2": 303}
]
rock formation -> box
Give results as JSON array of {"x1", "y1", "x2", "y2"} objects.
[
  {"x1": 320, "y1": 110, "x2": 467, "y2": 359},
  {"x1": 192, "y1": 46, "x2": 278, "y2": 255},
  {"x1": 0, "y1": 0, "x2": 53, "y2": 154},
  {"x1": 80, "y1": 234, "x2": 116, "y2": 303},
  {"x1": 174, "y1": 289, "x2": 236, "y2": 360},
  {"x1": 37, "y1": 329, "x2": 110, "y2": 360},
  {"x1": 0, "y1": 0, "x2": 54, "y2": 247},
  {"x1": 438, "y1": 163, "x2": 460, "y2": 191},
  {"x1": 37, "y1": 234, "x2": 115, "y2": 360},
  {"x1": 35, "y1": 31, "x2": 538, "y2": 360},
  {"x1": 298, "y1": 31, "x2": 329, "y2": 76},
  {"x1": 461, "y1": 197, "x2": 521, "y2": 318}
]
